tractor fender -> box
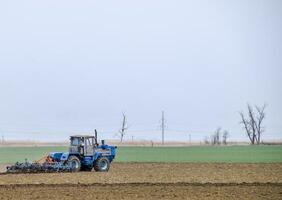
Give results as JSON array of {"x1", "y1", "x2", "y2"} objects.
[
  {"x1": 93, "y1": 152, "x2": 102, "y2": 161},
  {"x1": 49, "y1": 152, "x2": 64, "y2": 162},
  {"x1": 60, "y1": 152, "x2": 69, "y2": 161},
  {"x1": 60, "y1": 152, "x2": 82, "y2": 162},
  {"x1": 93, "y1": 152, "x2": 115, "y2": 163}
]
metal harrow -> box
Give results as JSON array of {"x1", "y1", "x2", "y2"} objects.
[{"x1": 6, "y1": 157, "x2": 74, "y2": 174}]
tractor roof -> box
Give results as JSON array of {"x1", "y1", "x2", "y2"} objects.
[{"x1": 70, "y1": 135, "x2": 95, "y2": 138}]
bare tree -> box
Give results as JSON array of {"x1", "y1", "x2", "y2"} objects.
[
  {"x1": 208, "y1": 128, "x2": 229, "y2": 145},
  {"x1": 119, "y1": 113, "x2": 128, "y2": 143},
  {"x1": 215, "y1": 127, "x2": 221, "y2": 145},
  {"x1": 204, "y1": 136, "x2": 209, "y2": 145},
  {"x1": 239, "y1": 103, "x2": 266, "y2": 145},
  {"x1": 222, "y1": 130, "x2": 229, "y2": 145},
  {"x1": 239, "y1": 110, "x2": 254, "y2": 144},
  {"x1": 210, "y1": 127, "x2": 221, "y2": 145},
  {"x1": 204, "y1": 136, "x2": 210, "y2": 145},
  {"x1": 210, "y1": 134, "x2": 216, "y2": 145},
  {"x1": 255, "y1": 104, "x2": 266, "y2": 144}
]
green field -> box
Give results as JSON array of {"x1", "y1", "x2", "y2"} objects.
[{"x1": 0, "y1": 145, "x2": 282, "y2": 164}]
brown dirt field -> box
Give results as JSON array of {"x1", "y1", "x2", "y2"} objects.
[
  {"x1": 0, "y1": 163, "x2": 282, "y2": 199},
  {"x1": 0, "y1": 183, "x2": 282, "y2": 200},
  {"x1": 1, "y1": 163, "x2": 282, "y2": 184}
]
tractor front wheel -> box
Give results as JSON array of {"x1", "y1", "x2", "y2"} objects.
[
  {"x1": 93, "y1": 157, "x2": 110, "y2": 172},
  {"x1": 68, "y1": 156, "x2": 81, "y2": 172}
]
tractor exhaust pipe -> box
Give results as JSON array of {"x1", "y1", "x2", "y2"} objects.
[{"x1": 94, "y1": 129, "x2": 98, "y2": 146}]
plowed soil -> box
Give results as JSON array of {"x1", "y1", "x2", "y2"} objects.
[{"x1": 0, "y1": 163, "x2": 281, "y2": 199}]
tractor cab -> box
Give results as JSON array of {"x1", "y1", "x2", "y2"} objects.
[{"x1": 69, "y1": 135, "x2": 97, "y2": 156}]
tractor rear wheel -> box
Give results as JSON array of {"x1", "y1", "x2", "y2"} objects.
[
  {"x1": 68, "y1": 156, "x2": 81, "y2": 172},
  {"x1": 93, "y1": 157, "x2": 110, "y2": 172}
]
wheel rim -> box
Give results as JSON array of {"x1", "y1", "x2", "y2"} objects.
[
  {"x1": 99, "y1": 160, "x2": 108, "y2": 171},
  {"x1": 71, "y1": 160, "x2": 79, "y2": 169}
]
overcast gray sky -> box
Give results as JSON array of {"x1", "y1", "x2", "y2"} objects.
[{"x1": 0, "y1": 0, "x2": 281, "y2": 142}]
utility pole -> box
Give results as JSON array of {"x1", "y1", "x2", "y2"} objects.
[
  {"x1": 119, "y1": 113, "x2": 128, "y2": 143},
  {"x1": 1, "y1": 135, "x2": 4, "y2": 144},
  {"x1": 189, "y1": 133, "x2": 191, "y2": 145},
  {"x1": 161, "y1": 111, "x2": 165, "y2": 145}
]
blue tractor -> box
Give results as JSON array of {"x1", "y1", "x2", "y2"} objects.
[
  {"x1": 7, "y1": 131, "x2": 117, "y2": 173},
  {"x1": 51, "y1": 133, "x2": 116, "y2": 172}
]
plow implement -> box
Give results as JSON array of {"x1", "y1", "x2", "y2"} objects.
[{"x1": 6, "y1": 156, "x2": 75, "y2": 174}]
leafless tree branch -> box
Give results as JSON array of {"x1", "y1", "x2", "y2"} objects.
[{"x1": 239, "y1": 103, "x2": 266, "y2": 144}]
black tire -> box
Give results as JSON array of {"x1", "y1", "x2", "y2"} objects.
[
  {"x1": 68, "y1": 156, "x2": 81, "y2": 172},
  {"x1": 93, "y1": 157, "x2": 110, "y2": 172}
]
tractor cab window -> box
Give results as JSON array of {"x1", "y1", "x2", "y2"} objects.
[
  {"x1": 86, "y1": 138, "x2": 93, "y2": 146},
  {"x1": 71, "y1": 138, "x2": 80, "y2": 146}
]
